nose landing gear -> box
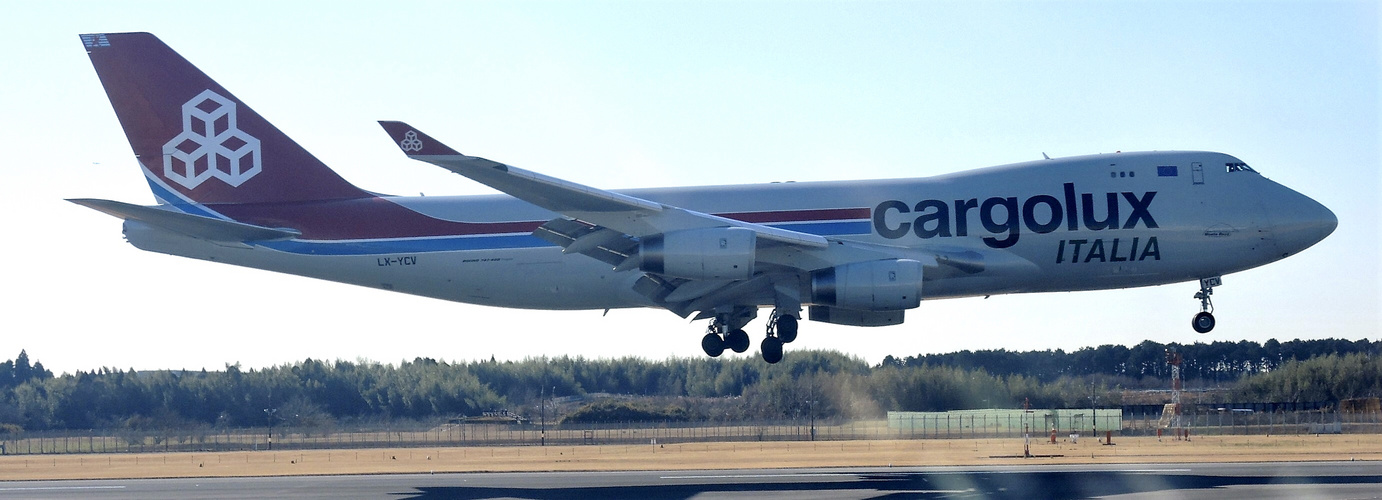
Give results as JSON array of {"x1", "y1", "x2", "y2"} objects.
[{"x1": 1192, "y1": 277, "x2": 1220, "y2": 333}]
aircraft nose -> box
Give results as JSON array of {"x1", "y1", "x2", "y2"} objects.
[
  {"x1": 1318, "y1": 203, "x2": 1339, "y2": 240},
  {"x1": 1267, "y1": 188, "x2": 1337, "y2": 257}
]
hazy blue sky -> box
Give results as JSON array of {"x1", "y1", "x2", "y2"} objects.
[{"x1": 2, "y1": 1, "x2": 1376, "y2": 373}]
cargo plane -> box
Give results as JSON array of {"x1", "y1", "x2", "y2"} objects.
[{"x1": 74, "y1": 33, "x2": 1337, "y2": 363}]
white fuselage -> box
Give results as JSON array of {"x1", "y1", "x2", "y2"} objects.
[{"x1": 123, "y1": 151, "x2": 1333, "y2": 311}]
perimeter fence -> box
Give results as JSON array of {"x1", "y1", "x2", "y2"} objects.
[{"x1": 2, "y1": 406, "x2": 1377, "y2": 456}]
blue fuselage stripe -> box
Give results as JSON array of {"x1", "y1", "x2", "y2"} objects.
[
  {"x1": 257, "y1": 221, "x2": 872, "y2": 256},
  {"x1": 260, "y1": 234, "x2": 551, "y2": 255},
  {"x1": 148, "y1": 177, "x2": 222, "y2": 219}
]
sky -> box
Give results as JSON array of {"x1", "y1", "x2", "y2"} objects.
[{"x1": 1, "y1": 1, "x2": 1377, "y2": 374}]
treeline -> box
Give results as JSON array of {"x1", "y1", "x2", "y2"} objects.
[
  {"x1": 0, "y1": 338, "x2": 1377, "y2": 432},
  {"x1": 0, "y1": 351, "x2": 52, "y2": 392},
  {"x1": 1232, "y1": 352, "x2": 1382, "y2": 402},
  {"x1": 884, "y1": 338, "x2": 1381, "y2": 382}
]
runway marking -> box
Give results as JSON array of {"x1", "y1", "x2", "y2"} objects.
[
  {"x1": 661, "y1": 468, "x2": 1195, "y2": 480},
  {"x1": 986, "y1": 468, "x2": 1192, "y2": 474},
  {"x1": 660, "y1": 473, "x2": 845, "y2": 480},
  {"x1": 0, "y1": 485, "x2": 126, "y2": 491}
]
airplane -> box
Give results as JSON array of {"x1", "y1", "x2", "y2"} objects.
[{"x1": 73, "y1": 32, "x2": 1337, "y2": 363}]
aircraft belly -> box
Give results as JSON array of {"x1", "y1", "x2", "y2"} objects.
[
  {"x1": 930, "y1": 220, "x2": 1274, "y2": 297},
  {"x1": 420, "y1": 248, "x2": 649, "y2": 309},
  {"x1": 918, "y1": 220, "x2": 1267, "y2": 299},
  {"x1": 125, "y1": 227, "x2": 647, "y2": 310}
]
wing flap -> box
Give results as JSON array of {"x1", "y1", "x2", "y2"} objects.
[
  {"x1": 533, "y1": 218, "x2": 639, "y2": 268},
  {"x1": 663, "y1": 279, "x2": 735, "y2": 303}
]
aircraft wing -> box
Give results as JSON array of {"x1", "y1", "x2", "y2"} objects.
[
  {"x1": 377, "y1": 122, "x2": 828, "y2": 249},
  {"x1": 377, "y1": 122, "x2": 982, "y2": 317}
]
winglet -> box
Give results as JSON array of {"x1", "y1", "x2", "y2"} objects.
[{"x1": 378, "y1": 121, "x2": 462, "y2": 156}]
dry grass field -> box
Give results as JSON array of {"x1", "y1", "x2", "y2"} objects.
[{"x1": 1, "y1": 434, "x2": 1379, "y2": 481}]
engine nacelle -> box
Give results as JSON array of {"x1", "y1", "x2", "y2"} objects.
[
  {"x1": 811, "y1": 259, "x2": 923, "y2": 311},
  {"x1": 640, "y1": 227, "x2": 756, "y2": 280},
  {"x1": 808, "y1": 306, "x2": 906, "y2": 327}
]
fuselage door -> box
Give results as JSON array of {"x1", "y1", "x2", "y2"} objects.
[{"x1": 1191, "y1": 162, "x2": 1205, "y2": 185}]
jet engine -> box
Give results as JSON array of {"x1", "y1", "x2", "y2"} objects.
[
  {"x1": 811, "y1": 259, "x2": 924, "y2": 311},
  {"x1": 640, "y1": 227, "x2": 756, "y2": 280}
]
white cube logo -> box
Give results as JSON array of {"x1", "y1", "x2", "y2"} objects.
[{"x1": 161, "y1": 90, "x2": 262, "y2": 189}]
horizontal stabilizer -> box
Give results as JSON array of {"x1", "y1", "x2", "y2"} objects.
[{"x1": 68, "y1": 199, "x2": 300, "y2": 242}]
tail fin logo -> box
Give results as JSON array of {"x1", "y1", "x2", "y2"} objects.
[
  {"x1": 161, "y1": 90, "x2": 263, "y2": 189},
  {"x1": 399, "y1": 131, "x2": 424, "y2": 152}
]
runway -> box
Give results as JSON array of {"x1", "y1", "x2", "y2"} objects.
[{"x1": 1, "y1": 461, "x2": 1378, "y2": 499}]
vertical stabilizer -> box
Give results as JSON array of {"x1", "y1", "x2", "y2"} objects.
[{"x1": 81, "y1": 33, "x2": 369, "y2": 206}]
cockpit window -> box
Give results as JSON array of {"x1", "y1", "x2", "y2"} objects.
[{"x1": 1226, "y1": 162, "x2": 1256, "y2": 173}]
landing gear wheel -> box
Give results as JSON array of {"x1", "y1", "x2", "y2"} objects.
[
  {"x1": 776, "y1": 315, "x2": 798, "y2": 344},
  {"x1": 701, "y1": 332, "x2": 725, "y2": 357},
  {"x1": 761, "y1": 336, "x2": 784, "y2": 364},
  {"x1": 1192, "y1": 312, "x2": 1216, "y2": 334},
  {"x1": 726, "y1": 328, "x2": 751, "y2": 353},
  {"x1": 1191, "y1": 277, "x2": 1220, "y2": 334}
]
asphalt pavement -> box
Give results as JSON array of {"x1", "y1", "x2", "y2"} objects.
[{"x1": 1, "y1": 461, "x2": 1378, "y2": 499}]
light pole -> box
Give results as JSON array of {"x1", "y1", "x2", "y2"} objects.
[
  {"x1": 807, "y1": 376, "x2": 816, "y2": 441},
  {"x1": 540, "y1": 359, "x2": 549, "y2": 447},
  {"x1": 1090, "y1": 381, "x2": 1098, "y2": 440},
  {"x1": 540, "y1": 385, "x2": 546, "y2": 447},
  {"x1": 263, "y1": 408, "x2": 277, "y2": 450}
]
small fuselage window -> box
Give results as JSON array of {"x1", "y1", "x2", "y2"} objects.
[{"x1": 1226, "y1": 162, "x2": 1256, "y2": 173}]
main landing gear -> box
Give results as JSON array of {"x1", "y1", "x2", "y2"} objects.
[
  {"x1": 1192, "y1": 277, "x2": 1220, "y2": 334},
  {"x1": 700, "y1": 309, "x2": 799, "y2": 364},
  {"x1": 701, "y1": 311, "x2": 752, "y2": 358},
  {"x1": 760, "y1": 310, "x2": 799, "y2": 364}
]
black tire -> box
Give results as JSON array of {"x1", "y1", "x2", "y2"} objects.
[
  {"x1": 777, "y1": 315, "x2": 798, "y2": 343},
  {"x1": 726, "y1": 328, "x2": 751, "y2": 353},
  {"x1": 1192, "y1": 312, "x2": 1216, "y2": 333},
  {"x1": 701, "y1": 332, "x2": 725, "y2": 357},
  {"x1": 761, "y1": 336, "x2": 784, "y2": 364}
]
